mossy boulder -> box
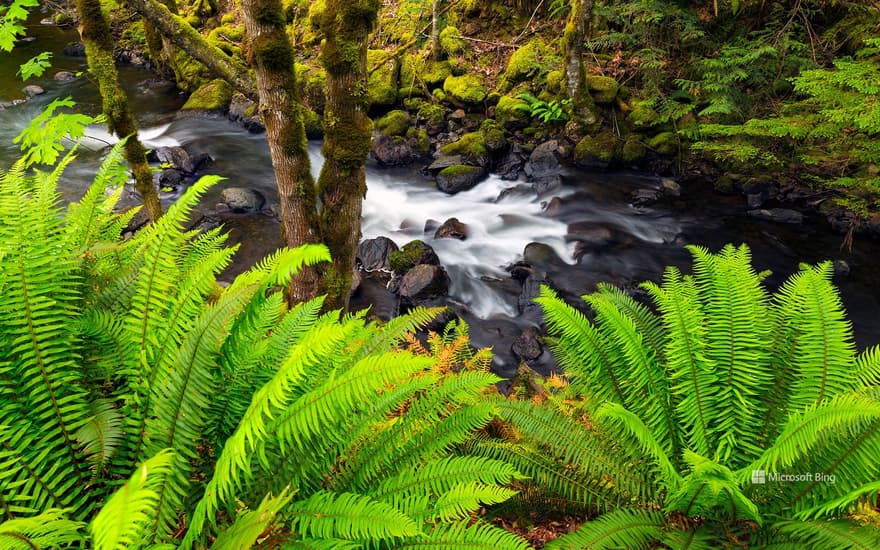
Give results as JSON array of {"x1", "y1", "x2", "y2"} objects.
[
  {"x1": 367, "y1": 49, "x2": 399, "y2": 108},
  {"x1": 620, "y1": 135, "x2": 647, "y2": 163},
  {"x1": 439, "y1": 131, "x2": 489, "y2": 165},
  {"x1": 407, "y1": 127, "x2": 431, "y2": 155},
  {"x1": 546, "y1": 69, "x2": 564, "y2": 93},
  {"x1": 389, "y1": 240, "x2": 440, "y2": 274},
  {"x1": 480, "y1": 120, "x2": 508, "y2": 152},
  {"x1": 400, "y1": 54, "x2": 452, "y2": 90},
  {"x1": 500, "y1": 38, "x2": 547, "y2": 89},
  {"x1": 587, "y1": 75, "x2": 619, "y2": 104},
  {"x1": 628, "y1": 105, "x2": 659, "y2": 128},
  {"x1": 207, "y1": 24, "x2": 244, "y2": 56},
  {"x1": 436, "y1": 164, "x2": 487, "y2": 194},
  {"x1": 376, "y1": 110, "x2": 411, "y2": 137},
  {"x1": 648, "y1": 131, "x2": 678, "y2": 155},
  {"x1": 439, "y1": 26, "x2": 466, "y2": 56},
  {"x1": 495, "y1": 95, "x2": 531, "y2": 129},
  {"x1": 574, "y1": 131, "x2": 620, "y2": 168},
  {"x1": 181, "y1": 79, "x2": 233, "y2": 114},
  {"x1": 418, "y1": 103, "x2": 446, "y2": 126},
  {"x1": 443, "y1": 74, "x2": 487, "y2": 106}
]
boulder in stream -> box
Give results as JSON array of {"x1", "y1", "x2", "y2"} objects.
[
  {"x1": 217, "y1": 187, "x2": 265, "y2": 214},
  {"x1": 434, "y1": 217, "x2": 468, "y2": 240},
  {"x1": 747, "y1": 208, "x2": 804, "y2": 225},
  {"x1": 436, "y1": 164, "x2": 487, "y2": 194},
  {"x1": 389, "y1": 240, "x2": 440, "y2": 274},
  {"x1": 356, "y1": 236, "x2": 399, "y2": 273},
  {"x1": 398, "y1": 264, "x2": 450, "y2": 301}
]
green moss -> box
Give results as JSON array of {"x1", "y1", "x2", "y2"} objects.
[
  {"x1": 439, "y1": 164, "x2": 483, "y2": 178},
  {"x1": 376, "y1": 109, "x2": 410, "y2": 136},
  {"x1": 495, "y1": 95, "x2": 530, "y2": 127},
  {"x1": 443, "y1": 74, "x2": 487, "y2": 105},
  {"x1": 574, "y1": 131, "x2": 620, "y2": 165},
  {"x1": 480, "y1": 120, "x2": 507, "y2": 152},
  {"x1": 418, "y1": 103, "x2": 446, "y2": 126},
  {"x1": 389, "y1": 240, "x2": 432, "y2": 273},
  {"x1": 587, "y1": 75, "x2": 619, "y2": 104},
  {"x1": 220, "y1": 12, "x2": 236, "y2": 24},
  {"x1": 172, "y1": 50, "x2": 213, "y2": 93},
  {"x1": 440, "y1": 131, "x2": 487, "y2": 159},
  {"x1": 403, "y1": 97, "x2": 425, "y2": 111},
  {"x1": 54, "y1": 12, "x2": 73, "y2": 25},
  {"x1": 367, "y1": 49, "x2": 398, "y2": 108},
  {"x1": 648, "y1": 131, "x2": 678, "y2": 155},
  {"x1": 439, "y1": 26, "x2": 466, "y2": 56},
  {"x1": 621, "y1": 136, "x2": 646, "y2": 163},
  {"x1": 304, "y1": 108, "x2": 324, "y2": 139},
  {"x1": 546, "y1": 70, "x2": 564, "y2": 93},
  {"x1": 207, "y1": 24, "x2": 244, "y2": 56},
  {"x1": 432, "y1": 88, "x2": 447, "y2": 102},
  {"x1": 407, "y1": 127, "x2": 430, "y2": 154},
  {"x1": 500, "y1": 38, "x2": 546, "y2": 89},
  {"x1": 296, "y1": 63, "x2": 327, "y2": 111},
  {"x1": 181, "y1": 79, "x2": 233, "y2": 112},
  {"x1": 628, "y1": 105, "x2": 659, "y2": 128}
]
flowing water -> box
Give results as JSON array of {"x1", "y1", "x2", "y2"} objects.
[{"x1": 3, "y1": 17, "x2": 879, "y2": 379}]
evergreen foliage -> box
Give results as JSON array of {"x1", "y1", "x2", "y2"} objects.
[{"x1": 481, "y1": 244, "x2": 880, "y2": 548}]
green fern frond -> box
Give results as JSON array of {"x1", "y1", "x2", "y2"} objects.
[
  {"x1": 75, "y1": 398, "x2": 124, "y2": 476},
  {"x1": 665, "y1": 450, "x2": 761, "y2": 524},
  {"x1": 211, "y1": 489, "x2": 292, "y2": 550},
  {"x1": 769, "y1": 519, "x2": 880, "y2": 549},
  {"x1": 89, "y1": 449, "x2": 175, "y2": 550},
  {"x1": 543, "y1": 508, "x2": 665, "y2": 550},
  {"x1": 0, "y1": 509, "x2": 85, "y2": 549},
  {"x1": 430, "y1": 482, "x2": 517, "y2": 521},
  {"x1": 854, "y1": 345, "x2": 880, "y2": 388},
  {"x1": 396, "y1": 520, "x2": 531, "y2": 549},
  {"x1": 288, "y1": 491, "x2": 421, "y2": 540}
]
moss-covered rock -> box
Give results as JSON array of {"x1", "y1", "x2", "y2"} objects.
[
  {"x1": 418, "y1": 103, "x2": 446, "y2": 127},
  {"x1": 495, "y1": 95, "x2": 531, "y2": 128},
  {"x1": 181, "y1": 79, "x2": 233, "y2": 113},
  {"x1": 171, "y1": 49, "x2": 212, "y2": 93},
  {"x1": 546, "y1": 69, "x2": 564, "y2": 93},
  {"x1": 367, "y1": 49, "x2": 398, "y2": 108},
  {"x1": 443, "y1": 74, "x2": 487, "y2": 105},
  {"x1": 574, "y1": 131, "x2": 620, "y2": 167},
  {"x1": 587, "y1": 75, "x2": 619, "y2": 104},
  {"x1": 400, "y1": 54, "x2": 452, "y2": 90},
  {"x1": 621, "y1": 135, "x2": 646, "y2": 163},
  {"x1": 628, "y1": 104, "x2": 659, "y2": 128},
  {"x1": 207, "y1": 24, "x2": 244, "y2": 56},
  {"x1": 436, "y1": 164, "x2": 487, "y2": 194},
  {"x1": 648, "y1": 131, "x2": 678, "y2": 155},
  {"x1": 398, "y1": 86, "x2": 424, "y2": 99},
  {"x1": 432, "y1": 88, "x2": 447, "y2": 102},
  {"x1": 439, "y1": 26, "x2": 466, "y2": 56},
  {"x1": 440, "y1": 131, "x2": 488, "y2": 164},
  {"x1": 376, "y1": 109, "x2": 410, "y2": 137},
  {"x1": 389, "y1": 240, "x2": 440, "y2": 273},
  {"x1": 500, "y1": 38, "x2": 547, "y2": 89},
  {"x1": 480, "y1": 120, "x2": 508, "y2": 152},
  {"x1": 407, "y1": 127, "x2": 431, "y2": 155}
]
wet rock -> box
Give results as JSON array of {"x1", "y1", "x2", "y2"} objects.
[
  {"x1": 631, "y1": 188, "x2": 662, "y2": 207},
  {"x1": 507, "y1": 261, "x2": 534, "y2": 282},
  {"x1": 426, "y1": 154, "x2": 464, "y2": 172},
  {"x1": 123, "y1": 208, "x2": 151, "y2": 236},
  {"x1": 228, "y1": 93, "x2": 264, "y2": 133},
  {"x1": 153, "y1": 146, "x2": 211, "y2": 174},
  {"x1": 517, "y1": 272, "x2": 548, "y2": 315},
  {"x1": 497, "y1": 184, "x2": 535, "y2": 202},
  {"x1": 496, "y1": 145, "x2": 528, "y2": 180},
  {"x1": 434, "y1": 217, "x2": 468, "y2": 240},
  {"x1": 436, "y1": 164, "x2": 487, "y2": 194},
  {"x1": 217, "y1": 187, "x2": 265, "y2": 213},
  {"x1": 524, "y1": 140, "x2": 561, "y2": 180},
  {"x1": 188, "y1": 215, "x2": 223, "y2": 233},
  {"x1": 543, "y1": 196, "x2": 563, "y2": 217},
  {"x1": 62, "y1": 42, "x2": 86, "y2": 57},
  {"x1": 565, "y1": 221, "x2": 615, "y2": 247},
  {"x1": 22, "y1": 85, "x2": 45, "y2": 97},
  {"x1": 356, "y1": 236, "x2": 399, "y2": 273},
  {"x1": 512, "y1": 327, "x2": 543, "y2": 362},
  {"x1": 54, "y1": 71, "x2": 76, "y2": 81},
  {"x1": 158, "y1": 169, "x2": 183, "y2": 187},
  {"x1": 746, "y1": 192, "x2": 766, "y2": 209},
  {"x1": 532, "y1": 175, "x2": 562, "y2": 194},
  {"x1": 398, "y1": 264, "x2": 450, "y2": 301},
  {"x1": 523, "y1": 242, "x2": 564, "y2": 267},
  {"x1": 747, "y1": 208, "x2": 804, "y2": 225},
  {"x1": 660, "y1": 178, "x2": 681, "y2": 196},
  {"x1": 371, "y1": 134, "x2": 418, "y2": 166},
  {"x1": 424, "y1": 219, "x2": 440, "y2": 234},
  {"x1": 389, "y1": 240, "x2": 440, "y2": 274},
  {"x1": 833, "y1": 260, "x2": 850, "y2": 277}
]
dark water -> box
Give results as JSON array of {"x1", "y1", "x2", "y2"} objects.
[{"x1": 2, "y1": 18, "x2": 878, "y2": 379}]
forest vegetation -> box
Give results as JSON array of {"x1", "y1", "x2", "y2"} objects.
[{"x1": 1, "y1": 0, "x2": 880, "y2": 547}]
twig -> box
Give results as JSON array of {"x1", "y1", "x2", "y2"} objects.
[{"x1": 512, "y1": 0, "x2": 545, "y2": 44}]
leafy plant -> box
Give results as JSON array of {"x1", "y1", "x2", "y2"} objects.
[
  {"x1": 0, "y1": 142, "x2": 528, "y2": 547},
  {"x1": 478, "y1": 244, "x2": 880, "y2": 548},
  {"x1": 514, "y1": 93, "x2": 571, "y2": 125}
]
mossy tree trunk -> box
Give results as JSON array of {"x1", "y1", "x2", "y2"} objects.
[
  {"x1": 142, "y1": 0, "x2": 178, "y2": 79},
  {"x1": 241, "y1": 0, "x2": 322, "y2": 304},
  {"x1": 316, "y1": 0, "x2": 379, "y2": 310},
  {"x1": 128, "y1": 0, "x2": 258, "y2": 99},
  {"x1": 563, "y1": 0, "x2": 593, "y2": 110},
  {"x1": 74, "y1": 0, "x2": 163, "y2": 221},
  {"x1": 431, "y1": 0, "x2": 441, "y2": 61}
]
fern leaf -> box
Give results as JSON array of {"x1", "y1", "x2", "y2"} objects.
[
  {"x1": 211, "y1": 489, "x2": 292, "y2": 550},
  {"x1": 288, "y1": 491, "x2": 421, "y2": 540},
  {"x1": 0, "y1": 509, "x2": 85, "y2": 549},
  {"x1": 544, "y1": 508, "x2": 665, "y2": 550},
  {"x1": 769, "y1": 520, "x2": 880, "y2": 549},
  {"x1": 395, "y1": 520, "x2": 531, "y2": 549}
]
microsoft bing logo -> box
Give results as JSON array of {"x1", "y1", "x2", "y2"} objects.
[{"x1": 751, "y1": 470, "x2": 766, "y2": 484}]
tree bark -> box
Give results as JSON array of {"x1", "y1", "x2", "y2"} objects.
[
  {"x1": 241, "y1": 0, "x2": 322, "y2": 304},
  {"x1": 127, "y1": 0, "x2": 258, "y2": 99},
  {"x1": 316, "y1": 0, "x2": 379, "y2": 311},
  {"x1": 142, "y1": 0, "x2": 178, "y2": 80},
  {"x1": 563, "y1": 0, "x2": 593, "y2": 108},
  {"x1": 75, "y1": 0, "x2": 163, "y2": 221},
  {"x1": 431, "y1": 0, "x2": 441, "y2": 61}
]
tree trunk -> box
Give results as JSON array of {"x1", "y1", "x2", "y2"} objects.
[
  {"x1": 241, "y1": 0, "x2": 322, "y2": 304},
  {"x1": 316, "y1": 0, "x2": 378, "y2": 311},
  {"x1": 127, "y1": 0, "x2": 258, "y2": 99},
  {"x1": 563, "y1": 0, "x2": 592, "y2": 108},
  {"x1": 75, "y1": 0, "x2": 163, "y2": 221},
  {"x1": 431, "y1": 0, "x2": 441, "y2": 61}
]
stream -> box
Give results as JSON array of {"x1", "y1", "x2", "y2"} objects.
[{"x1": 3, "y1": 17, "x2": 879, "y2": 380}]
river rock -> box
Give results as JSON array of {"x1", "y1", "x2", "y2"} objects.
[
  {"x1": 496, "y1": 184, "x2": 535, "y2": 202},
  {"x1": 523, "y1": 242, "x2": 564, "y2": 267},
  {"x1": 543, "y1": 196, "x2": 563, "y2": 217},
  {"x1": 660, "y1": 178, "x2": 681, "y2": 196},
  {"x1": 434, "y1": 217, "x2": 468, "y2": 240},
  {"x1": 524, "y1": 140, "x2": 561, "y2": 180},
  {"x1": 512, "y1": 327, "x2": 543, "y2": 362},
  {"x1": 389, "y1": 240, "x2": 440, "y2": 274},
  {"x1": 22, "y1": 85, "x2": 45, "y2": 97},
  {"x1": 398, "y1": 264, "x2": 450, "y2": 301},
  {"x1": 436, "y1": 164, "x2": 487, "y2": 194},
  {"x1": 496, "y1": 145, "x2": 528, "y2": 180},
  {"x1": 426, "y1": 154, "x2": 463, "y2": 172},
  {"x1": 158, "y1": 168, "x2": 183, "y2": 187},
  {"x1": 747, "y1": 208, "x2": 804, "y2": 224},
  {"x1": 517, "y1": 272, "x2": 549, "y2": 315},
  {"x1": 371, "y1": 134, "x2": 418, "y2": 166},
  {"x1": 631, "y1": 188, "x2": 662, "y2": 207},
  {"x1": 565, "y1": 221, "x2": 615, "y2": 247},
  {"x1": 356, "y1": 236, "x2": 399, "y2": 273},
  {"x1": 153, "y1": 146, "x2": 211, "y2": 174},
  {"x1": 228, "y1": 93, "x2": 264, "y2": 133},
  {"x1": 62, "y1": 42, "x2": 86, "y2": 57},
  {"x1": 217, "y1": 187, "x2": 265, "y2": 213},
  {"x1": 54, "y1": 71, "x2": 76, "y2": 82},
  {"x1": 833, "y1": 259, "x2": 850, "y2": 277}
]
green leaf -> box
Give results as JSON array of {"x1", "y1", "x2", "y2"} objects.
[{"x1": 18, "y1": 51, "x2": 52, "y2": 81}]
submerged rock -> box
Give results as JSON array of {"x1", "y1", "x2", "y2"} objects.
[
  {"x1": 747, "y1": 208, "x2": 804, "y2": 225},
  {"x1": 217, "y1": 187, "x2": 265, "y2": 214},
  {"x1": 434, "y1": 217, "x2": 469, "y2": 240}
]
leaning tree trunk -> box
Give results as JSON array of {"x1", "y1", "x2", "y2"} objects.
[
  {"x1": 563, "y1": 0, "x2": 593, "y2": 109},
  {"x1": 316, "y1": 0, "x2": 379, "y2": 310},
  {"x1": 241, "y1": 0, "x2": 322, "y2": 304},
  {"x1": 75, "y1": 0, "x2": 163, "y2": 221},
  {"x1": 142, "y1": 0, "x2": 178, "y2": 80}
]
